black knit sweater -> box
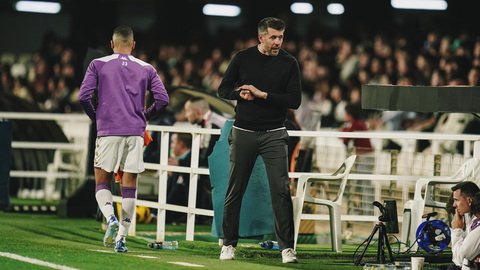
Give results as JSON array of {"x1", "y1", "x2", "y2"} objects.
[{"x1": 218, "y1": 46, "x2": 302, "y2": 131}]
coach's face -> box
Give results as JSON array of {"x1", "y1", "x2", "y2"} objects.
[
  {"x1": 453, "y1": 189, "x2": 473, "y2": 216},
  {"x1": 259, "y1": 27, "x2": 284, "y2": 56}
]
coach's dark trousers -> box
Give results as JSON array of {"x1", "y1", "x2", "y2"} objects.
[{"x1": 222, "y1": 127, "x2": 294, "y2": 249}]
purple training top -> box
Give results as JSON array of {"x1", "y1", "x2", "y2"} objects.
[{"x1": 79, "y1": 53, "x2": 169, "y2": 137}]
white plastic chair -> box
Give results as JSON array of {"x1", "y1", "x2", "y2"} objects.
[
  {"x1": 292, "y1": 155, "x2": 357, "y2": 252},
  {"x1": 402, "y1": 141, "x2": 480, "y2": 249}
]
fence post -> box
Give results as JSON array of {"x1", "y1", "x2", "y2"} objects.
[
  {"x1": 389, "y1": 150, "x2": 399, "y2": 198},
  {"x1": 433, "y1": 154, "x2": 441, "y2": 176},
  {"x1": 0, "y1": 120, "x2": 12, "y2": 211}
]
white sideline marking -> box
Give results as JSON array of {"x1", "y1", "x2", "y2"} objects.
[
  {"x1": 168, "y1": 262, "x2": 205, "y2": 267},
  {"x1": 88, "y1": 249, "x2": 161, "y2": 259},
  {"x1": 88, "y1": 249, "x2": 114, "y2": 253},
  {"x1": 135, "y1": 255, "x2": 158, "y2": 259},
  {"x1": 0, "y1": 252, "x2": 79, "y2": 270}
]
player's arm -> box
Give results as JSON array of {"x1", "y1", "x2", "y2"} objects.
[
  {"x1": 145, "y1": 67, "x2": 169, "y2": 120},
  {"x1": 79, "y1": 61, "x2": 98, "y2": 121}
]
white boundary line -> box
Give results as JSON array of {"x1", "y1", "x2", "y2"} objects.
[
  {"x1": 168, "y1": 261, "x2": 205, "y2": 267},
  {"x1": 0, "y1": 252, "x2": 79, "y2": 270},
  {"x1": 135, "y1": 255, "x2": 157, "y2": 259}
]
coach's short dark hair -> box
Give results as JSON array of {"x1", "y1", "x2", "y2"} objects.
[
  {"x1": 452, "y1": 181, "x2": 480, "y2": 199},
  {"x1": 258, "y1": 17, "x2": 285, "y2": 35}
]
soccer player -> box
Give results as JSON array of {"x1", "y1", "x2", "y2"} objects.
[{"x1": 79, "y1": 25, "x2": 169, "y2": 252}]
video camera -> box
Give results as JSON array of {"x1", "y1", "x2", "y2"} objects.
[{"x1": 373, "y1": 199, "x2": 399, "y2": 234}]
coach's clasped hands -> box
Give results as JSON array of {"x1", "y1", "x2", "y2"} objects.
[{"x1": 238, "y1": 85, "x2": 267, "y2": 100}]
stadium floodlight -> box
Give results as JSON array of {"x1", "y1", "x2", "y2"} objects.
[
  {"x1": 391, "y1": 0, "x2": 447, "y2": 10},
  {"x1": 290, "y1": 2, "x2": 313, "y2": 15},
  {"x1": 15, "y1": 1, "x2": 61, "y2": 14},
  {"x1": 327, "y1": 3, "x2": 344, "y2": 15},
  {"x1": 202, "y1": 4, "x2": 241, "y2": 17}
]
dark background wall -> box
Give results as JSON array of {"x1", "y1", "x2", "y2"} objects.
[{"x1": 0, "y1": 0, "x2": 479, "y2": 54}]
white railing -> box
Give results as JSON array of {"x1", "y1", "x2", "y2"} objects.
[
  {"x1": 0, "y1": 112, "x2": 90, "y2": 200},
  {"x1": 140, "y1": 124, "x2": 480, "y2": 242},
  {"x1": 3, "y1": 112, "x2": 480, "y2": 242}
]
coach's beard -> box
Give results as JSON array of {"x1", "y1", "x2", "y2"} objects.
[{"x1": 270, "y1": 47, "x2": 280, "y2": 56}]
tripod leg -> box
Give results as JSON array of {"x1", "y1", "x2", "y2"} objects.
[
  {"x1": 354, "y1": 224, "x2": 380, "y2": 266},
  {"x1": 383, "y1": 227, "x2": 395, "y2": 263},
  {"x1": 378, "y1": 225, "x2": 385, "y2": 264}
]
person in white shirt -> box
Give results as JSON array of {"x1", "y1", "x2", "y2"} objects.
[
  {"x1": 450, "y1": 181, "x2": 480, "y2": 270},
  {"x1": 183, "y1": 97, "x2": 228, "y2": 217}
]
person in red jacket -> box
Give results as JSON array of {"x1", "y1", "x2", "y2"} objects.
[
  {"x1": 341, "y1": 103, "x2": 374, "y2": 217},
  {"x1": 341, "y1": 103, "x2": 373, "y2": 155}
]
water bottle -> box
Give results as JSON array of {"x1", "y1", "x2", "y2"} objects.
[
  {"x1": 162, "y1": 241, "x2": 178, "y2": 250},
  {"x1": 148, "y1": 241, "x2": 178, "y2": 250},
  {"x1": 148, "y1": 242, "x2": 163, "y2": 249},
  {"x1": 259, "y1": 240, "x2": 279, "y2": 250}
]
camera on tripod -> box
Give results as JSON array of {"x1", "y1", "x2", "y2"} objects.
[
  {"x1": 373, "y1": 199, "x2": 399, "y2": 234},
  {"x1": 354, "y1": 199, "x2": 399, "y2": 266}
]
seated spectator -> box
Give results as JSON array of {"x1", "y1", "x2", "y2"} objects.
[
  {"x1": 340, "y1": 103, "x2": 373, "y2": 155},
  {"x1": 166, "y1": 133, "x2": 192, "y2": 223},
  {"x1": 183, "y1": 97, "x2": 228, "y2": 222},
  {"x1": 449, "y1": 181, "x2": 480, "y2": 270},
  {"x1": 341, "y1": 103, "x2": 374, "y2": 215}
]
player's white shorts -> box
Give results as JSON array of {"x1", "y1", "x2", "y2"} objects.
[{"x1": 94, "y1": 136, "x2": 145, "y2": 174}]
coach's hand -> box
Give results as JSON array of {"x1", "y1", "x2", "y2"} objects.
[
  {"x1": 239, "y1": 89, "x2": 254, "y2": 100},
  {"x1": 239, "y1": 85, "x2": 267, "y2": 100}
]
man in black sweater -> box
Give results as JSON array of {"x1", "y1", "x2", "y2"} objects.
[{"x1": 217, "y1": 17, "x2": 302, "y2": 263}]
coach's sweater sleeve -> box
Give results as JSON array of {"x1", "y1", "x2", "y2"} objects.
[
  {"x1": 145, "y1": 67, "x2": 169, "y2": 120},
  {"x1": 79, "y1": 61, "x2": 98, "y2": 121},
  {"x1": 218, "y1": 54, "x2": 241, "y2": 101},
  {"x1": 266, "y1": 60, "x2": 302, "y2": 109}
]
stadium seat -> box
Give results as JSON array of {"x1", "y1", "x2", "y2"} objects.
[
  {"x1": 292, "y1": 155, "x2": 357, "y2": 252},
  {"x1": 401, "y1": 141, "x2": 480, "y2": 250}
]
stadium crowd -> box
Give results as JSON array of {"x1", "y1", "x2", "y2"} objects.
[{"x1": 1, "y1": 29, "x2": 480, "y2": 149}]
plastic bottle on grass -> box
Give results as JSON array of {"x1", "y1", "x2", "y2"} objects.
[
  {"x1": 259, "y1": 240, "x2": 279, "y2": 250},
  {"x1": 148, "y1": 240, "x2": 178, "y2": 250}
]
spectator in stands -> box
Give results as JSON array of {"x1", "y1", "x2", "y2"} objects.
[
  {"x1": 449, "y1": 181, "x2": 480, "y2": 270},
  {"x1": 330, "y1": 84, "x2": 347, "y2": 127},
  {"x1": 184, "y1": 96, "x2": 228, "y2": 162},
  {"x1": 217, "y1": 17, "x2": 301, "y2": 263},
  {"x1": 468, "y1": 66, "x2": 480, "y2": 86},
  {"x1": 341, "y1": 103, "x2": 374, "y2": 216},
  {"x1": 166, "y1": 133, "x2": 192, "y2": 223},
  {"x1": 340, "y1": 103, "x2": 372, "y2": 154},
  {"x1": 78, "y1": 25, "x2": 169, "y2": 253},
  {"x1": 183, "y1": 96, "x2": 228, "y2": 219}
]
